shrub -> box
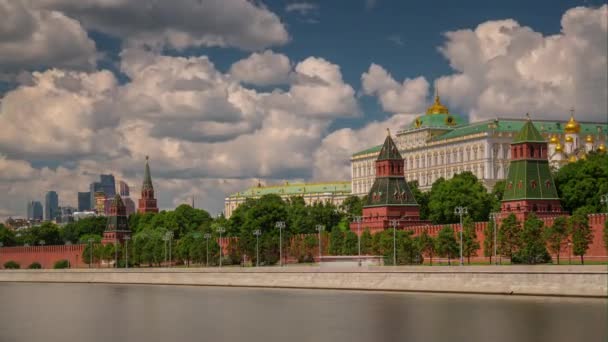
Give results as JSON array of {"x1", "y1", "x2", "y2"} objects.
[
  {"x1": 53, "y1": 259, "x2": 70, "y2": 269},
  {"x1": 3, "y1": 260, "x2": 20, "y2": 269},
  {"x1": 28, "y1": 262, "x2": 42, "y2": 269}
]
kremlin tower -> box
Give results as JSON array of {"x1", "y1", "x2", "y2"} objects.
[
  {"x1": 102, "y1": 194, "x2": 131, "y2": 245},
  {"x1": 501, "y1": 116, "x2": 565, "y2": 220},
  {"x1": 352, "y1": 129, "x2": 426, "y2": 234},
  {"x1": 138, "y1": 156, "x2": 159, "y2": 214}
]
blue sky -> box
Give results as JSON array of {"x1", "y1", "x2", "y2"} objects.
[{"x1": 0, "y1": 0, "x2": 606, "y2": 217}]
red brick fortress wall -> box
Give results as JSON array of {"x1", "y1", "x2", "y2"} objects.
[{"x1": 0, "y1": 244, "x2": 87, "y2": 269}]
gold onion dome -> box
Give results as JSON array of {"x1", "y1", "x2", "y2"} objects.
[
  {"x1": 565, "y1": 135, "x2": 574, "y2": 143},
  {"x1": 555, "y1": 143, "x2": 563, "y2": 152},
  {"x1": 549, "y1": 135, "x2": 559, "y2": 144},
  {"x1": 585, "y1": 135, "x2": 594, "y2": 143},
  {"x1": 564, "y1": 115, "x2": 580, "y2": 134},
  {"x1": 426, "y1": 95, "x2": 449, "y2": 115},
  {"x1": 568, "y1": 155, "x2": 578, "y2": 163},
  {"x1": 599, "y1": 143, "x2": 606, "y2": 153}
]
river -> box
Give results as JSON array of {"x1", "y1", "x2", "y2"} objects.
[{"x1": 0, "y1": 283, "x2": 605, "y2": 342}]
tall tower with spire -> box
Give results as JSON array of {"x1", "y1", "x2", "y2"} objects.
[
  {"x1": 138, "y1": 156, "x2": 159, "y2": 214},
  {"x1": 501, "y1": 115, "x2": 564, "y2": 220},
  {"x1": 351, "y1": 129, "x2": 425, "y2": 234}
]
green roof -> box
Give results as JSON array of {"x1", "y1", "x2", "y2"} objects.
[
  {"x1": 229, "y1": 181, "x2": 351, "y2": 198},
  {"x1": 502, "y1": 160, "x2": 559, "y2": 201},
  {"x1": 143, "y1": 157, "x2": 154, "y2": 191},
  {"x1": 364, "y1": 177, "x2": 418, "y2": 207},
  {"x1": 408, "y1": 113, "x2": 466, "y2": 129},
  {"x1": 377, "y1": 134, "x2": 402, "y2": 160},
  {"x1": 353, "y1": 145, "x2": 382, "y2": 157},
  {"x1": 513, "y1": 119, "x2": 544, "y2": 143}
]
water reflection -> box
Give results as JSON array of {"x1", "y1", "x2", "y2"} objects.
[{"x1": 0, "y1": 283, "x2": 605, "y2": 342}]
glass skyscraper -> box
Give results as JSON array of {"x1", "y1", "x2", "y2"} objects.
[
  {"x1": 100, "y1": 174, "x2": 116, "y2": 197},
  {"x1": 27, "y1": 201, "x2": 43, "y2": 220},
  {"x1": 44, "y1": 191, "x2": 59, "y2": 221},
  {"x1": 78, "y1": 192, "x2": 91, "y2": 211}
]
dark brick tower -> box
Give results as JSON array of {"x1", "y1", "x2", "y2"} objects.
[
  {"x1": 102, "y1": 194, "x2": 131, "y2": 245},
  {"x1": 138, "y1": 156, "x2": 159, "y2": 214},
  {"x1": 352, "y1": 129, "x2": 425, "y2": 234},
  {"x1": 501, "y1": 116, "x2": 565, "y2": 220}
]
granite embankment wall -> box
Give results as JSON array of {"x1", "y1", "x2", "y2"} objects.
[{"x1": 0, "y1": 266, "x2": 606, "y2": 298}]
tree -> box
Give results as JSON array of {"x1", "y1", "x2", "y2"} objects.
[
  {"x1": 498, "y1": 214, "x2": 521, "y2": 261},
  {"x1": 28, "y1": 262, "x2": 42, "y2": 269},
  {"x1": 61, "y1": 216, "x2": 106, "y2": 243},
  {"x1": 462, "y1": 217, "x2": 480, "y2": 264},
  {"x1": 435, "y1": 227, "x2": 458, "y2": 265},
  {"x1": 340, "y1": 195, "x2": 363, "y2": 218},
  {"x1": 342, "y1": 230, "x2": 358, "y2": 255},
  {"x1": 483, "y1": 217, "x2": 496, "y2": 264},
  {"x1": 0, "y1": 224, "x2": 16, "y2": 246},
  {"x1": 360, "y1": 229, "x2": 373, "y2": 255},
  {"x1": 408, "y1": 181, "x2": 430, "y2": 220},
  {"x1": 515, "y1": 213, "x2": 551, "y2": 264},
  {"x1": 427, "y1": 172, "x2": 495, "y2": 224},
  {"x1": 3, "y1": 261, "x2": 20, "y2": 269},
  {"x1": 554, "y1": 153, "x2": 608, "y2": 213},
  {"x1": 53, "y1": 260, "x2": 70, "y2": 269},
  {"x1": 569, "y1": 208, "x2": 593, "y2": 264},
  {"x1": 417, "y1": 230, "x2": 435, "y2": 265},
  {"x1": 329, "y1": 229, "x2": 344, "y2": 255},
  {"x1": 543, "y1": 216, "x2": 568, "y2": 264}
]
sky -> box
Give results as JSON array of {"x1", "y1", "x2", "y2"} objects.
[{"x1": 0, "y1": 0, "x2": 606, "y2": 219}]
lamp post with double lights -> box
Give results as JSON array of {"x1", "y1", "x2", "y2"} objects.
[
  {"x1": 253, "y1": 229, "x2": 261, "y2": 267},
  {"x1": 203, "y1": 233, "x2": 211, "y2": 267},
  {"x1": 389, "y1": 219, "x2": 399, "y2": 266},
  {"x1": 315, "y1": 225, "x2": 324, "y2": 264},
  {"x1": 454, "y1": 206, "x2": 468, "y2": 266},
  {"x1": 275, "y1": 221, "x2": 286, "y2": 267},
  {"x1": 124, "y1": 236, "x2": 131, "y2": 269},
  {"x1": 216, "y1": 227, "x2": 226, "y2": 268},
  {"x1": 489, "y1": 212, "x2": 499, "y2": 265},
  {"x1": 353, "y1": 216, "x2": 362, "y2": 266}
]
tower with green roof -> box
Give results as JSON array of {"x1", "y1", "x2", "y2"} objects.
[
  {"x1": 353, "y1": 129, "x2": 426, "y2": 234},
  {"x1": 501, "y1": 116, "x2": 564, "y2": 220}
]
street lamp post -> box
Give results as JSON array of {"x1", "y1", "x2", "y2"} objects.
[
  {"x1": 568, "y1": 242, "x2": 572, "y2": 265},
  {"x1": 203, "y1": 233, "x2": 211, "y2": 267},
  {"x1": 601, "y1": 194, "x2": 608, "y2": 213},
  {"x1": 124, "y1": 236, "x2": 131, "y2": 269},
  {"x1": 275, "y1": 221, "x2": 286, "y2": 267},
  {"x1": 216, "y1": 227, "x2": 226, "y2": 268},
  {"x1": 253, "y1": 229, "x2": 261, "y2": 267},
  {"x1": 454, "y1": 206, "x2": 468, "y2": 266},
  {"x1": 353, "y1": 216, "x2": 362, "y2": 266},
  {"x1": 389, "y1": 219, "x2": 399, "y2": 266},
  {"x1": 87, "y1": 238, "x2": 94, "y2": 268},
  {"x1": 489, "y1": 212, "x2": 499, "y2": 265},
  {"x1": 315, "y1": 225, "x2": 324, "y2": 264}
]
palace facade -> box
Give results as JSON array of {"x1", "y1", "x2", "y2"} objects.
[
  {"x1": 351, "y1": 96, "x2": 607, "y2": 196},
  {"x1": 224, "y1": 181, "x2": 351, "y2": 218}
]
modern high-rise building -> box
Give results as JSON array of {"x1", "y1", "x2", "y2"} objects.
[
  {"x1": 78, "y1": 192, "x2": 91, "y2": 211},
  {"x1": 89, "y1": 182, "x2": 103, "y2": 210},
  {"x1": 26, "y1": 201, "x2": 43, "y2": 221},
  {"x1": 44, "y1": 191, "x2": 59, "y2": 221},
  {"x1": 100, "y1": 174, "x2": 116, "y2": 198},
  {"x1": 119, "y1": 181, "x2": 136, "y2": 216}
]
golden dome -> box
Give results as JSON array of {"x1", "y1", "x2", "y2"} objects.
[
  {"x1": 565, "y1": 135, "x2": 574, "y2": 143},
  {"x1": 568, "y1": 155, "x2": 578, "y2": 163},
  {"x1": 426, "y1": 95, "x2": 449, "y2": 115},
  {"x1": 555, "y1": 143, "x2": 563, "y2": 152},
  {"x1": 585, "y1": 135, "x2": 594, "y2": 143},
  {"x1": 549, "y1": 135, "x2": 559, "y2": 144},
  {"x1": 564, "y1": 114, "x2": 580, "y2": 134},
  {"x1": 599, "y1": 143, "x2": 606, "y2": 153}
]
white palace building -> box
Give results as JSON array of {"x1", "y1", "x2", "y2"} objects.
[{"x1": 351, "y1": 95, "x2": 607, "y2": 196}]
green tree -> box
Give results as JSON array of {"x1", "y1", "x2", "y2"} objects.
[
  {"x1": 53, "y1": 259, "x2": 70, "y2": 269},
  {"x1": 569, "y1": 208, "x2": 593, "y2": 264},
  {"x1": 417, "y1": 230, "x2": 435, "y2": 265},
  {"x1": 0, "y1": 224, "x2": 17, "y2": 246},
  {"x1": 329, "y1": 229, "x2": 344, "y2": 255},
  {"x1": 28, "y1": 262, "x2": 42, "y2": 269},
  {"x1": 543, "y1": 216, "x2": 568, "y2": 264},
  {"x1": 340, "y1": 195, "x2": 363, "y2": 218},
  {"x1": 427, "y1": 172, "x2": 495, "y2": 224},
  {"x1": 435, "y1": 227, "x2": 458, "y2": 265},
  {"x1": 408, "y1": 181, "x2": 430, "y2": 220},
  {"x1": 498, "y1": 214, "x2": 521, "y2": 261},
  {"x1": 515, "y1": 213, "x2": 551, "y2": 264},
  {"x1": 360, "y1": 229, "x2": 373, "y2": 254},
  {"x1": 491, "y1": 180, "x2": 506, "y2": 210},
  {"x1": 3, "y1": 261, "x2": 20, "y2": 269},
  {"x1": 554, "y1": 153, "x2": 608, "y2": 213},
  {"x1": 342, "y1": 230, "x2": 358, "y2": 255},
  {"x1": 483, "y1": 217, "x2": 497, "y2": 264},
  {"x1": 61, "y1": 216, "x2": 106, "y2": 243},
  {"x1": 462, "y1": 217, "x2": 480, "y2": 264}
]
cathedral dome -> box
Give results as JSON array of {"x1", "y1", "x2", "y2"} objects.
[
  {"x1": 598, "y1": 143, "x2": 606, "y2": 153},
  {"x1": 565, "y1": 135, "x2": 574, "y2": 143},
  {"x1": 564, "y1": 115, "x2": 580, "y2": 134},
  {"x1": 426, "y1": 95, "x2": 449, "y2": 115},
  {"x1": 555, "y1": 143, "x2": 563, "y2": 152},
  {"x1": 585, "y1": 135, "x2": 594, "y2": 143},
  {"x1": 549, "y1": 135, "x2": 559, "y2": 144}
]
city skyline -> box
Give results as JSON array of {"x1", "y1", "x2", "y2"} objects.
[{"x1": 0, "y1": 1, "x2": 606, "y2": 220}]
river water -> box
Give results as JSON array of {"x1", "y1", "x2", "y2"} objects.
[{"x1": 0, "y1": 283, "x2": 605, "y2": 342}]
